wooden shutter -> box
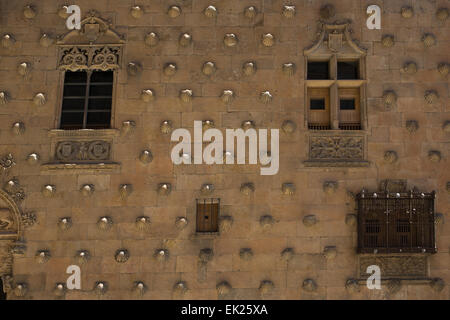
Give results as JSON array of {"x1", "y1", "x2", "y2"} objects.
[
  {"x1": 196, "y1": 199, "x2": 219, "y2": 232},
  {"x1": 307, "y1": 88, "x2": 330, "y2": 129}
]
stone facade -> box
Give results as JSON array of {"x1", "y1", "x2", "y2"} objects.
[{"x1": 0, "y1": 0, "x2": 449, "y2": 300}]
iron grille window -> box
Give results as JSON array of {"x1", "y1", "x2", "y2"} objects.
[
  {"x1": 60, "y1": 70, "x2": 113, "y2": 129},
  {"x1": 357, "y1": 190, "x2": 436, "y2": 254},
  {"x1": 196, "y1": 198, "x2": 220, "y2": 233}
]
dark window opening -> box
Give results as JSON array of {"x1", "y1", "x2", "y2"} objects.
[
  {"x1": 60, "y1": 70, "x2": 113, "y2": 130},
  {"x1": 340, "y1": 99, "x2": 356, "y2": 110},
  {"x1": 357, "y1": 191, "x2": 436, "y2": 254},
  {"x1": 310, "y1": 99, "x2": 326, "y2": 110},
  {"x1": 0, "y1": 278, "x2": 6, "y2": 300},
  {"x1": 337, "y1": 61, "x2": 359, "y2": 79},
  {"x1": 307, "y1": 61, "x2": 329, "y2": 80},
  {"x1": 196, "y1": 198, "x2": 220, "y2": 233}
]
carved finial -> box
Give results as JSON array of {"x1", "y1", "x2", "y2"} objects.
[
  {"x1": 145, "y1": 32, "x2": 159, "y2": 47},
  {"x1": 33, "y1": 93, "x2": 46, "y2": 106},
  {"x1": 179, "y1": 33, "x2": 192, "y2": 47},
  {"x1": 130, "y1": 6, "x2": 144, "y2": 19},
  {"x1": 164, "y1": 63, "x2": 177, "y2": 76},
  {"x1": 401, "y1": 6, "x2": 414, "y2": 18},
  {"x1": 282, "y1": 6, "x2": 296, "y2": 19},
  {"x1": 240, "y1": 183, "x2": 255, "y2": 195},
  {"x1": 97, "y1": 216, "x2": 113, "y2": 230},
  {"x1": 202, "y1": 61, "x2": 216, "y2": 76},
  {"x1": 139, "y1": 150, "x2": 153, "y2": 164},
  {"x1": 261, "y1": 33, "x2": 275, "y2": 47},
  {"x1": 424, "y1": 90, "x2": 439, "y2": 104},
  {"x1": 115, "y1": 249, "x2": 130, "y2": 263},
  {"x1": 243, "y1": 61, "x2": 256, "y2": 76},
  {"x1": 224, "y1": 33, "x2": 238, "y2": 47},
  {"x1": 422, "y1": 33, "x2": 436, "y2": 48},
  {"x1": 160, "y1": 120, "x2": 173, "y2": 134},
  {"x1": 384, "y1": 151, "x2": 398, "y2": 164},
  {"x1": 39, "y1": 33, "x2": 53, "y2": 47},
  {"x1": 204, "y1": 5, "x2": 217, "y2": 18},
  {"x1": 168, "y1": 6, "x2": 181, "y2": 18},
  {"x1": 141, "y1": 89, "x2": 155, "y2": 102},
  {"x1": 1, "y1": 34, "x2": 15, "y2": 48},
  {"x1": 23, "y1": 5, "x2": 36, "y2": 19}
]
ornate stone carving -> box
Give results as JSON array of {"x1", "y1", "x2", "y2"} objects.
[
  {"x1": 121, "y1": 120, "x2": 136, "y2": 135},
  {"x1": 173, "y1": 282, "x2": 188, "y2": 296},
  {"x1": 145, "y1": 32, "x2": 159, "y2": 47},
  {"x1": 308, "y1": 135, "x2": 365, "y2": 163},
  {"x1": 240, "y1": 183, "x2": 255, "y2": 195},
  {"x1": 244, "y1": 6, "x2": 257, "y2": 19},
  {"x1": 261, "y1": 33, "x2": 275, "y2": 47},
  {"x1": 54, "y1": 283, "x2": 66, "y2": 297},
  {"x1": 282, "y1": 183, "x2": 295, "y2": 195},
  {"x1": 224, "y1": 33, "x2": 238, "y2": 47},
  {"x1": 32, "y1": 93, "x2": 46, "y2": 106},
  {"x1": 12, "y1": 122, "x2": 25, "y2": 135},
  {"x1": 380, "y1": 179, "x2": 407, "y2": 193},
  {"x1": 442, "y1": 121, "x2": 450, "y2": 133},
  {"x1": 14, "y1": 283, "x2": 28, "y2": 297},
  {"x1": 135, "y1": 216, "x2": 151, "y2": 231},
  {"x1": 18, "y1": 62, "x2": 31, "y2": 77},
  {"x1": 320, "y1": 4, "x2": 335, "y2": 19},
  {"x1": 26, "y1": 153, "x2": 40, "y2": 165},
  {"x1": 20, "y1": 211, "x2": 36, "y2": 228},
  {"x1": 97, "y1": 216, "x2": 113, "y2": 230},
  {"x1": 241, "y1": 120, "x2": 255, "y2": 130},
  {"x1": 80, "y1": 184, "x2": 94, "y2": 197},
  {"x1": 167, "y1": 6, "x2": 181, "y2": 18},
  {"x1": 115, "y1": 249, "x2": 129, "y2": 263},
  {"x1": 58, "y1": 46, "x2": 121, "y2": 71},
  {"x1": 200, "y1": 183, "x2": 214, "y2": 195},
  {"x1": 401, "y1": 6, "x2": 414, "y2": 18},
  {"x1": 3, "y1": 179, "x2": 25, "y2": 203},
  {"x1": 345, "y1": 279, "x2": 360, "y2": 293},
  {"x1": 381, "y1": 35, "x2": 395, "y2": 48},
  {"x1": 219, "y1": 216, "x2": 233, "y2": 233},
  {"x1": 359, "y1": 255, "x2": 428, "y2": 278},
  {"x1": 302, "y1": 279, "x2": 317, "y2": 292},
  {"x1": 39, "y1": 34, "x2": 54, "y2": 47},
  {"x1": 23, "y1": 5, "x2": 36, "y2": 19},
  {"x1": 55, "y1": 140, "x2": 111, "y2": 162},
  {"x1": 282, "y1": 120, "x2": 296, "y2": 134},
  {"x1": 239, "y1": 248, "x2": 253, "y2": 261},
  {"x1": 0, "y1": 154, "x2": 15, "y2": 170},
  {"x1": 127, "y1": 61, "x2": 142, "y2": 76},
  {"x1": 2, "y1": 34, "x2": 15, "y2": 48},
  {"x1": 345, "y1": 214, "x2": 357, "y2": 226},
  {"x1": 430, "y1": 278, "x2": 445, "y2": 292},
  {"x1": 204, "y1": 5, "x2": 217, "y2": 18},
  {"x1": 0, "y1": 209, "x2": 14, "y2": 231},
  {"x1": 259, "y1": 280, "x2": 274, "y2": 295},
  {"x1": 58, "y1": 6, "x2": 70, "y2": 19},
  {"x1": 406, "y1": 120, "x2": 419, "y2": 133},
  {"x1": 42, "y1": 185, "x2": 56, "y2": 198}
]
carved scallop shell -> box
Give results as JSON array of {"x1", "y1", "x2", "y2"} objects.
[
  {"x1": 97, "y1": 216, "x2": 113, "y2": 230},
  {"x1": 281, "y1": 248, "x2": 294, "y2": 262},
  {"x1": 160, "y1": 120, "x2": 173, "y2": 134},
  {"x1": 0, "y1": 91, "x2": 9, "y2": 104},
  {"x1": 282, "y1": 6, "x2": 295, "y2": 19},
  {"x1": 302, "y1": 279, "x2": 317, "y2": 292},
  {"x1": 345, "y1": 214, "x2": 357, "y2": 226},
  {"x1": 199, "y1": 248, "x2": 214, "y2": 263},
  {"x1": 323, "y1": 181, "x2": 338, "y2": 194},
  {"x1": 94, "y1": 282, "x2": 108, "y2": 295},
  {"x1": 179, "y1": 33, "x2": 192, "y2": 47},
  {"x1": 260, "y1": 91, "x2": 273, "y2": 104},
  {"x1": 443, "y1": 121, "x2": 450, "y2": 133},
  {"x1": 303, "y1": 215, "x2": 318, "y2": 227},
  {"x1": 80, "y1": 184, "x2": 94, "y2": 197},
  {"x1": 401, "y1": 61, "x2": 417, "y2": 74},
  {"x1": 164, "y1": 63, "x2": 177, "y2": 76},
  {"x1": 424, "y1": 90, "x2": 439, "y2": 104},
  {"x1": 23, "y1": 5, "x2": 36, "y2": 19},
  {"x1": 282, "y1": 120, "x2": 296, "y2": 133},
  {"x1": 119, "y1": 184, "x2": 133, "y2": 199},
  {"x1": 58, "y1": 6, "x2": 69, "y2": 19},
  {"x1": 384, "y1": 151, "x2": 398, "y2": 163},
  {"x1": 178, "y1": 89, "x2": 192, "y2": 103},
  {"x1": 18, "y1": 62, "x2": 31, "y2": 76},
  {"x1": 282, "y1": 63, "x2": 296, "y2": 76},
  {"x1": 145, "y1": 32, "x2": 159, "y2": 47},
  {"x1": 323, "y1": 246, "x2": 337, "y2": 259},
  {"x1": 345, "y1": 279, "x2": 360, "y2": 293},
  {"x1": 200, "y1": 183, "x2": 214, "y2": 194},
  {"x1": 219, "y1": 216, "x2": 233, "y2": 232},
  {"x1": 121, "y1": 120, "x2": 136, "y2": 135},
  {"x1": 54, "y1": 283, "x2": 66, "y2": 297},
  {"x1": 58, "y1": 217, "x2": 72, "y2": 231},
  {"x1": 240, "y1": 183, "x2": 255, "y2": 195},
  {"x1": 241, "y1": 120, "x2": 255, "y2": 130},
  {"x1": 430, "y1": 278, "x2": 445, "y2": 292},
  {"x1": 154, "y1": 249, "x2": 169, "y2": 262},
  {"x1": 435, "y1": 213, "x2": 444, "y2": 225},
  {"x1": 127, "y1": 62, "x2": 142, "y2": 76},
  {"x1": 437, "y1": 63, "x2": 449, "y2": 77},
  {"x1": 216, "y1": 281, "x2": 231, "y2": 295},
  {"x1": 1, "y1": 34, "x2": 15, "y2": 48},
  {"x1": 33, "y1": 93, "x2": 46, "y2": 106},
  {"x1": 436, "y1": 8, "x2": 449, "y2": 21},
  {"x1": 221, "y1": 89, "x2": 234, "y2": 104},
  {"x1": 401, "y1": 6, "x2": 414, "y2": 18},
  {"x1": 141, "y1": 89, "x2": 155, "y2": 102},
  {"x1": 133, "y1": 281, "x2": 146, "y2": 296},
  {"x1": 173, "y1": 282, "x2": 188, "y2": 296},
  {"x1": 244, "y1": 6, "x2": 257, "y2": 19},
  {"x1": 383, "y1": 90, "x2": 397, "y2": 108},
  {"x1": 75, "y1": 250, "x2": 90, "y2": 265},
  {"x1": 204, "y1": 5, "x2": 217, "y2": 18},
  {"x1": 405, "y1": 120, "x2": 419, "y2": 133},
  {"x1": 261, "y1": 33, "x2": 275, "y2": 47},
  {"x1": 139, "y1": 150, "x2": 153, "y2": 164},
  {"x1": 243, "y1": 61, "x2": 256, "y2": 76},
  {"x1": 130, "y1": 6, "x2": 144, "y2": 19},
  {"x1": 35, "y1": 250, "x2": 51, "y2": 264},
  {"x1": 259, "y1": 280, "x2": 274, "y2": 295},
  {"x1": 428, "y1": 151, "x2": 441, "y2": 163},
  {"x1": 202, "y1": 61, "x2": 216, "y2": 76},
  {"x1": 115, "y1": 249, "x2": 129, "y2": 263},
  {"x1": 282, "y1": 183, "x2": 295, "y2": 195},
  {"x1": 158, "y1": 183, "x2": 172, "y2": 195},
  {"x1": 239, "y1": 248, "x2": 253, "y2": 261},
  {"x1": 134, "y1": 216, "x2": 150, "y2": 232},
  {"x1": 224, "y1": 33, "x2": 238, "y2": 47},
  {"x1": 27, "y1": 153, "x2": 40, "y2": 165},
  {"x1": 422, "y1": 33, "x2": 436, "y2": 47},
  {"x1": 381, "y1": 35, "x2": 395, "y2": 48},
  {"x1": 39, "y1": 33, "x2": 53, "y2": 47},
  {"x1": 42, "y1": 184, "x2": 56, "y2": 197},
  {"x1": 168, "y1": 6, "x2": 181, "y2": 18},
  {"x1": 320, "y1": 4, "x2": 335, "y2": 19},
  {"x1": 175, "y1": 217, "x2": 188, "y2": 229},
  {"x1": 260, "y1": 215, "x2": 274, "y2": 230},
  {"x1": 14, "y1": 283, "x2": 28, "y2": 297}
]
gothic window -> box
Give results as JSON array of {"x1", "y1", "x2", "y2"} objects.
[
  {"x1": 304, "y1": 23, "x2": 366, "y2": 131},
  {"x1": 356, "y1": 190, "x2": 436, "y2": 254},
  {"x1": 196, "y1": 198, "x2": 220, "y2": 233}
]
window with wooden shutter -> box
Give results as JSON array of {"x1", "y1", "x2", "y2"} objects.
[{"x1": 196, "y1": 198, "x2": 220, "y2": 233}]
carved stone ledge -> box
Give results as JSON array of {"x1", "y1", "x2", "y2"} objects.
[
  {"x1": 48, "y1": 129, "x2": 120, "y2": 138},
  {"x1": 41, "y1": 162, "x2": 120, "y2": 174}
]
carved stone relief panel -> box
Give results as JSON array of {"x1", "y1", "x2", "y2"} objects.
[
  {"x1": 359, "y1": 255, "x2": 428, "y2": 279},
  {"x1": 55, "y1": 140, "x2": 111, "y2": 162}
]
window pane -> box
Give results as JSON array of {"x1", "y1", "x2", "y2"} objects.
[
  {"x1": 64, "y1": 70, "x2": 87, "y2": 84},
  {"x1": 337, "y1": 61, "x2": 359, "y2": 79},
  {"x1": 340, "y1": 99, "x2": 356, "y2": 110},
  {"x1": 86, "y1": 111, "x2": 111, "y2": 128},
  {"x1": 62, "y1": 98, "x2": 85, "y2": 111},
  {"x1": 63, "y1": 85, "x2": 86, "y2": 97},
  {"x1": 60, "y1": 112, "x2": 84, "y2": 129},
  {"x1": 88, "y1": 98, "x2": 112, "y2": 111},
  {"x1": 307, "y1": 61, "x2": 329, "y2": 79},
  {"x1": 310, "y1": 99, "x2": 325, "y2": 110},
  {"x1": 89, "y1": 84, "x2": 113, "y2": 96},
  {"x1": 90, "y1": 70, "x2": 113, "y2": 83}
]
